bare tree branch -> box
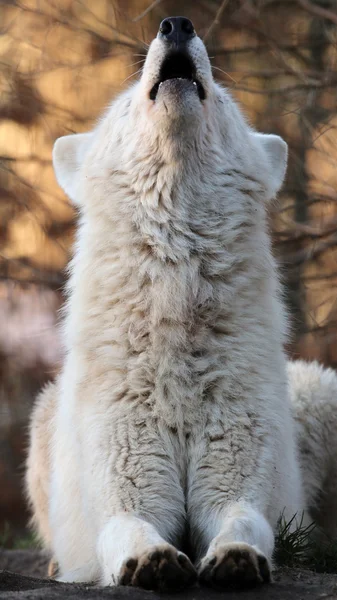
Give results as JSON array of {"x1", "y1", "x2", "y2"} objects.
[
  {"x1": 297, "y1": 0, "x2": 337, "y2": 26},
  {"x1": 132, "y1": 0, "x2": 164, "y2": 23},
  {"x1": 203, "y1": 0, "x2": 230, "y2": 43}
]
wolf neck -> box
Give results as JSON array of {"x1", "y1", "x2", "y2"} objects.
[
  {"x1": 69, "y1": 166, "x2": 214, "y2": 344},
  {"x1": 65, "y1": 159, "x2": 281, "y2": 417}
]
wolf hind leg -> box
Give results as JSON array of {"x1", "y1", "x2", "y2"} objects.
[{"x1": 26, "y1": 381, "x2": 56, "y2": 548}]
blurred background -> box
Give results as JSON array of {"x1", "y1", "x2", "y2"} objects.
[{"x1": 0, "y1": 0, "x2": 337, "y2": 543}]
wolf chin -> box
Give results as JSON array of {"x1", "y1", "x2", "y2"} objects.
[{"x1": 26, "y1": 17, "x2": 337, "y2": 592}]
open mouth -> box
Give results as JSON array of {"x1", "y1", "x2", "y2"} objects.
[{"x1": 150, "y1": 51, "x2": 206, "y2": 102}]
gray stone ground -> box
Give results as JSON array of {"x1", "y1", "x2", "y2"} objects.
[{"x1": 1, "y1": 550, "x2": 337, "y2": 599}]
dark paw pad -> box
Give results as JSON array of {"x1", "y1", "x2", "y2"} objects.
[{"x1": 199, "y1": 544, "x2": 271, "y2": 590}]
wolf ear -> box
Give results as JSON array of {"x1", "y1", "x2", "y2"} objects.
[
  {"x1": 52, "y1": 132, "x2": 93, "y2": 204},
  {"x1": 252, "y1": 133, "x2": 288, "y2": 199}
]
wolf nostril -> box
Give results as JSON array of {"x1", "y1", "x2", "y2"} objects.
[
  {"x1": 181, "y1": 18, "x2": 194, "y2": 36},
  {"x1": 160, "y1": 18, "x2": 173, "y2": 36}
]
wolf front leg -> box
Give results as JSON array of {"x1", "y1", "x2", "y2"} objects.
[
  {"x1": 54, "y1": 397, "x2": 196, "y2": 591},
  {"x1": 187, "y1": 409, "x2": 306, "y2": 590},
  {"x1": 196, "y1": 501, "x2": 274, "y2": 589},
  {"x1": 97, "y1": 514, "x2": 196, "y2": 590},
  {"x1": 93, "y1": 410, "x2": 197, "y2": 590}
]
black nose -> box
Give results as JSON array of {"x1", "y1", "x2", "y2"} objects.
[{"x1": 158, "y1": 17, "x2": 195, "y2": 46}]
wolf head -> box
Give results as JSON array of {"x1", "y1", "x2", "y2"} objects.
[{"x1": 53, "y1": 17, "x2": 287, "y2": 207}]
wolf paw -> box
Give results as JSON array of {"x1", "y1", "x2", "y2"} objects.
[
  {"x1": 198, "y1": 542, "x2": 271, "y2": 590},
  {"x1": 119, "y1": 545, "x2": 197, "y2": 592}
]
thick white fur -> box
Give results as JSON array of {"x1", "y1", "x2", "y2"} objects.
[
  {"x1": 26, "y1": 31, "x2": 332, "y2": 588},
  {"x1": 288, "y1": 360, "x2": 337, "y2": 538}
]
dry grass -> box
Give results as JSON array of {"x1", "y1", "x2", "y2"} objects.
[{"x1": 275, "y1": 513, "x2": 337, "y2": 573}]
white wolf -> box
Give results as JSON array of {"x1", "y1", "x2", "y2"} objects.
[{"x1": 25, "y1": 17, "x2": 336, "y2": 592}]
